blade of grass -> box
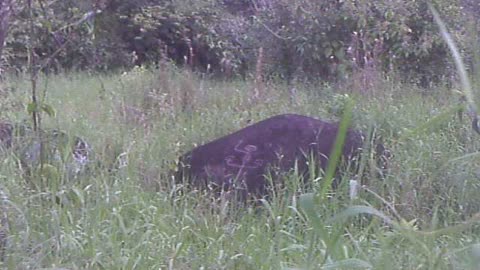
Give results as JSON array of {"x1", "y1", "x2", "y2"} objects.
[
  {"x1": 327, "y1": 205, "x2": 394, "y2": 225},
  {"x1": 429, "y1": 3, "x2": 478, "y2": 126},
  {"x1": 318, "y1": 97, "x2": 354, "y2": 201}
]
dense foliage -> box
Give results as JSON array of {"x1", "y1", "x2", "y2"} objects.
[{"x1": 1, "y1": 0, "x2": 477, "y2": 82}]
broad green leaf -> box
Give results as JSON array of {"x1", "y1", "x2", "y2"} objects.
[
  {"x1": 328, "y1": 205, "x2": 394, "y2": 225},
  {"x1": 324, "y1": 47, "x2": 333, "y2": 57},
  {"x1": 26, "y1": 102, "x2": 37, "y2": 115},
  {"x1": 41, "y1": 103, "x2": 56, "y2": 118},
  {"x1": 322, "y1": 258, "x2": 372, "y2": 269}
]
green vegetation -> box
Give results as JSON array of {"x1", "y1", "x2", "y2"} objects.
[
  {"x1": 1, "y1": 65, "x2": 480, "y2": 269},
  {"x1": 2, "y1": 0, "x2": 477, "y2": 82},
  {"x1": 0, "y1": 1, "x2": 480, "y2": 269}
]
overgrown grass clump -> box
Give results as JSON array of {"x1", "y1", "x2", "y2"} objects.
[{"x1": 0, "y1": 65, "x2": 480, "y2": 269}]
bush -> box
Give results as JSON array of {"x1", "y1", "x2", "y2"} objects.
[{"x1": 2, "y1": 0, "x2": 474, "y2": 84}]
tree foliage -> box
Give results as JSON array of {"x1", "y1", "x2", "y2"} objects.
[
  {"x1": 1, "y1": 0, "x2": 476, "y2": 82},
  {"x1": 0, "y1": 0, "x2": 13, "y2": 66}
]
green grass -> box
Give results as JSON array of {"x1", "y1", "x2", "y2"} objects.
[{"x1": 1, "y1": 65, "x2": 480, "y2": 269}]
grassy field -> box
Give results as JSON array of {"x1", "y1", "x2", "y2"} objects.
[{"x1": 1, "y1": 65, "x2": 480, "y2": 269}]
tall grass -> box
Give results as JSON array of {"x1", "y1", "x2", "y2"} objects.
[{"x1": 0, "y1": 55, "x2": 479, "y2": 269}]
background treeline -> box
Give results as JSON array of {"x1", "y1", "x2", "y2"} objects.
[{"x1": 1, "y1": 0, "x2": 479, "y2": 83}]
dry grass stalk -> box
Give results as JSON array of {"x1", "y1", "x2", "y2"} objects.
[
  {"x1": 0, "y1": 188, "x2": 9, "y2": 262},
  {"x1": 119, "y1": 103, "x2": 149, "y2": 126},
  {"x1": 177, "y1": 70, "x2": 196, "y2": 113},
  {"x1": 186, "y1": 38, "x2": 194, "y2": 69},
  {"x1": 253, "y1": 47, "x2": 264, "y2": 101},
  {"x1": 347, "y1": 32, "x2": 384, "y2": 97},
  {"x1": 117, "y1": 100, "x2": 153, "y2": 140}
]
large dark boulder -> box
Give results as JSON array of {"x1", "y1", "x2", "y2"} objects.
[{"x1": 176, "y1": 114, "x2": 389, "y2": 201}]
